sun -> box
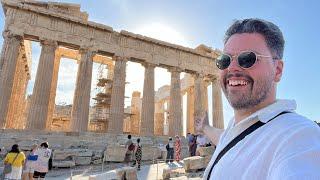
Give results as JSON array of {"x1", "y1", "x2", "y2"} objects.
[{"x1": 132, "y1": 22, "x2": 191, "y2": 47}]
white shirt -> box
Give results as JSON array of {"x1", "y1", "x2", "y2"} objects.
[
  {"x1": 203, "y1": 99, "x2": 320, "y2": 180},
  {"x1": 34, "y1": 148, "x2": 52, "y2": 173}
]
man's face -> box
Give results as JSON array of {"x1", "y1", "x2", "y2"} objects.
[{"x1": 220, "y1": 33, "x2": 283, "y2": 110}]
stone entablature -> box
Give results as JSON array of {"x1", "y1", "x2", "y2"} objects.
[{"x1": 2, "y1": 0, "x2": 219, "y2": 76}]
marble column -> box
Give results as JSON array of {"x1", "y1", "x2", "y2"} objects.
[
  {"x1": 212, "y1": 78, "x2": 224, "y2": 129},
  {"x1": 70, "y1": 48, "x2": 95, "y2": 132},
  {"x1": 169, "y1": 68, "x2": 183, "y2": 136},
  {"x1": 130, "y1": 91, "x2": 141, "y2": 135},
  {"x1": 0, "y1": 31, "x2": 23, "y2": 129},
  {"x1": 140, "y1": 62, "x2": 155, "y2": 135},
  {"x1": 193, "y1": 73, "x2": 208, "y2": 125},
  {"x1": 5, "y1": 49, "x2": 24, "y2": 129},
  {"x1": 46, "y1": 54, "x2": 61, "y2": 130},
  {"x1": 186, "y1": 88, "x2": 195, "y2": 134},
  {"x1": 108, "y1": 56, "x2": 127, "y2": 134},
  {"x1": 27, "y1": 39, "x2": 58, "y2": 130},
  {"x1": 154, "y1": 101, "x2": 165, "y2": 135}
]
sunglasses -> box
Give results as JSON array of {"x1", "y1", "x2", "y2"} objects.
[{"x1": 216, "y1": 51, "x2": 276, "y2": 70}]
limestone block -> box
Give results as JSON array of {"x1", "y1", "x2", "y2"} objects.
[
  {"x1": 183, "y1": 156, "x2": 205, "y2": 172},
  {"x1": 141, "y1": 146, "x2": 161, "y2": 160},
  {"x1": 163, "y1": 167, "x2": 186, "y2": 179},
  {"x1": 92, "y1": 158, "x2": 103, "y2": 165},
  {"x1": 197, "y1": 146, "x2": 215, "y2": 157},
  {"x1": 75, "y1": 156, "x2": 92, "y2": 165},
  {"x1": 53, "y1": 149, "x2": 77, "y2": 160},
  {"x1": 104, "y1": 146, "x2": 126, "y2": 162},
  {"x1": 52, "y1": 160, "x2": 76, "y2": 168}
]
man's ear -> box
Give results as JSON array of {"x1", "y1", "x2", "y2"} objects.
[{"x1": 274, "y1": 60, "x2": 284, "y2": 82}]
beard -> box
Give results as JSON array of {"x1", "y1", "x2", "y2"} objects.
[{"x1": 221, "y1": 72, "x2": 273, "y2": 110}]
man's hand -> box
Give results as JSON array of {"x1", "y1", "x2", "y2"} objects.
[{"x1": 195, "y1": 111, "x2": 209, "y2": 134}]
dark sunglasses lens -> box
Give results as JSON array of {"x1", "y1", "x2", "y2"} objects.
[
  {"x1": 216, "y1": 54, "x2": 231, "y2": 70},
  {"x1": 238, "y1": 52, "x2": 256, "y2": 68}
]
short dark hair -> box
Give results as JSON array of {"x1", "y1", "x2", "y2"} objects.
[
  {"x1": 128, "y1": 135, "x2": 132, "y2": 139},
  {"x1": 40, "y1": 142, "x2": 49, "y2": 148},
  {"x1": 9, "y1": 144, "x2": 20, "y2": 153},
  {"x1": 137, "y1": 138, "x2": 140, "y2": 143},
  {"x1": 224, "y1": 18, "x2": 285, "y2": 59}
]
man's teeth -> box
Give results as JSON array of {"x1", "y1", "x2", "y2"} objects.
[{"x1": 228, "y1": 80, "x2": 248, "y2": 86}]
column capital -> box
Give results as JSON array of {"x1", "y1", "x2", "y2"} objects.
[
  {"x1": 40, "y1": 39, "x2": 58, "y2": 48},
  {"x1": 167, "y1": 67, "x2": 182, "y2": 73},
  {"x1": 141, "y1": 62, "x2": 156, "y2": 68},
  {"x1": 112, "y1": 55, "x2": 129, "y2": 62},
  {"x1": 192, "y1": 72, "x2": 205, "y2": 79},
  {"x1": 2, "y1": 30, "x2": 23, "y2": 40},
  {"x1": 79, "y1": 46, "x2": 98, "y2": 54}
]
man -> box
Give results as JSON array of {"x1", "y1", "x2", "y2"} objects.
[
  {"x1": 33, "y1": 142, "x2": 51, "y2": 179},
  {"x1": 124, "y1": 134, "x2": 134, "y2": 165},
  {"x1": 196, "y1": 18, "x2": 320, "y2": 179}
]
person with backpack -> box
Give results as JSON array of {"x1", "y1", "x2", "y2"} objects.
[
  {"x1": 165, "y1": 137, "x2": 174, "y2": 163},
  {"x1": 3, "y1": 144, "x2": 26, "y2": 180},
  {"x1": 124, "y1": 134, "x2": 134, "y2": 165},
  {"x1": 22, "y1": 144, "x2": 38, "y2": 180}
]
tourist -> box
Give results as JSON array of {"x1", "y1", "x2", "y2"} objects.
[
  {"x1": 195, "y1": 133, "x2": 209, "y2": 156},
  {"x1": 3, "y1": 144, "x2": 26, "y2": 180},
  {"x1": 124, "y1": 134, "x2": 134, "y2": 165},
  {"x1": 33, "y1": 142, "x2": 51, "y2": 179},
  {"x1": 133, "y1": 138, "x2": 142, "y2": 171},
  {"x1": 174, "y1": 135, "x2": 181, "y2": 161},
  {"x1": 189, "y1": 134, "x2": 197, "y2": 157},
  {"x1": 194, "y1": 18, "x2": 320, "y2": 179},
  {"x1": 165, "y1": 137, "x2": 174, "y2": 163},
  {"x1": 22, "y1": 144, "x2": 38, "y2": 180}
]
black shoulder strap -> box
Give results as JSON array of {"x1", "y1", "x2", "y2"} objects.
[{"x1": 207, "y1": 111, "x2": 290, "y2": 179}]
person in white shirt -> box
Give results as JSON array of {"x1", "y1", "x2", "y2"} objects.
[
  {"x1": 195, "y1": 18, "x2": 320, "y2": 180},
  {"x1": 33, "y1": 142, "x2": 52, "y2": 179}
]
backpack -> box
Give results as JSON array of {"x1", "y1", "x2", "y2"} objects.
[{"x1": 128, "y1": 143, "x2": 135, "y2": 151}]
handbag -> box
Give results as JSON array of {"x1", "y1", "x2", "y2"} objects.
[{"x1": 3, "y1": 153, "x2": 20, "y2": 174}]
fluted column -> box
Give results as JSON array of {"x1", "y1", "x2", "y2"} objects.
[
  {"x1": 140, "y1": 62, "x2": 156, "y2": 135},
  {"x1": 0, "y1": 31, "x2": 23, "y2": 128},
  {"x1": 212, "y1": 78, "x2": 224, "y2": 129},
  {"x1": 27, "y1": 39, "x2": 58, "y2": 130},
  {"x1": 70, "y1": 48, "x2": 95, "y2": 132},
  {"x1": 186, "y1": 88, "x2": 195, "y2": 134},
  {"x1": 46, "y1": 54, "x2": 61, "y2": 130},
  {"x1": 168, "y1": 68, "x2": 183, "y2": 136},
  {"x1": 108, "y1": 56, "x2": 127, "y2": 133},
  {"x1": 154, "y1": 101, "x2": 165, "y2": 135},
  {"x1": 5, "y1": 49, "x2": 24, "y2": 129},
  {"x1": 193, "y1": 73, "x2": 208, "y2": 125}
]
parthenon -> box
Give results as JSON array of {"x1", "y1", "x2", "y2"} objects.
[{"x1": 0, "y1": 0, "x2": 224, "y2": 137}]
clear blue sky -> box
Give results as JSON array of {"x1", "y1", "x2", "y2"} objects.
[{"x1": 0, "y1": 0, "x2": 319, "y2": 123}]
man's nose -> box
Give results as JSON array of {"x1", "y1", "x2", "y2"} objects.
[{"x1": 227, "y1": 57, "x2": 242, "y2": 72}]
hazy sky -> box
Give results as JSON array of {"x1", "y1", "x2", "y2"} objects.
[{"x1": 0, "y1": 0, "x2": 319, "y2": 126}]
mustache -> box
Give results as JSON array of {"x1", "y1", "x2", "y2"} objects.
[{"x1": 223, "y1": 72, "x2": 254, "y2": 83}]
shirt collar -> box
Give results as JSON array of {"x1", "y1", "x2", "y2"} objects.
[{"x1": 230, "y1": 99, "x2": 297, "y2": 127}]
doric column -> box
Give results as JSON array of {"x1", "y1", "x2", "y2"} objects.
[
  {"x1": 193, "y1": 73, "x2": 208, "y2": 125},
  {"x1": 168, "y1": 67, "x2": 183, "y2": 136},
  {"x1": 0, "y1": 31, "x2": 23, "y2": 129},
  {"x1": 140, "y1": 62, "x2": 156, "y2": 135},
  {"x1": 26, "y1": 39, "x2": 58, "y2": 130},
  {"x1": 70, "y1": 48, "x2": 95, "y2": 132},
  {"x1": 108, "y1": 56, "x2": 127, "y2": 134},
  {"x1": 46, "y1": 54, "x2": 61, "y2": 130},
  {"x1": 186, "y1": 88, "x2": 195, "y2": 134},
  {"x1": 154, "y1": 101, "x2": 165, "y2": 135},
  {"x1": 211, "y1": 77, "x2": 224, "y2": 129},
  {"x1": 130, "y1": 91, "x2": 141, "y2": 134},
  {"x1": 5, "y1": 49, "x2": 24, "y2": 129}
]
